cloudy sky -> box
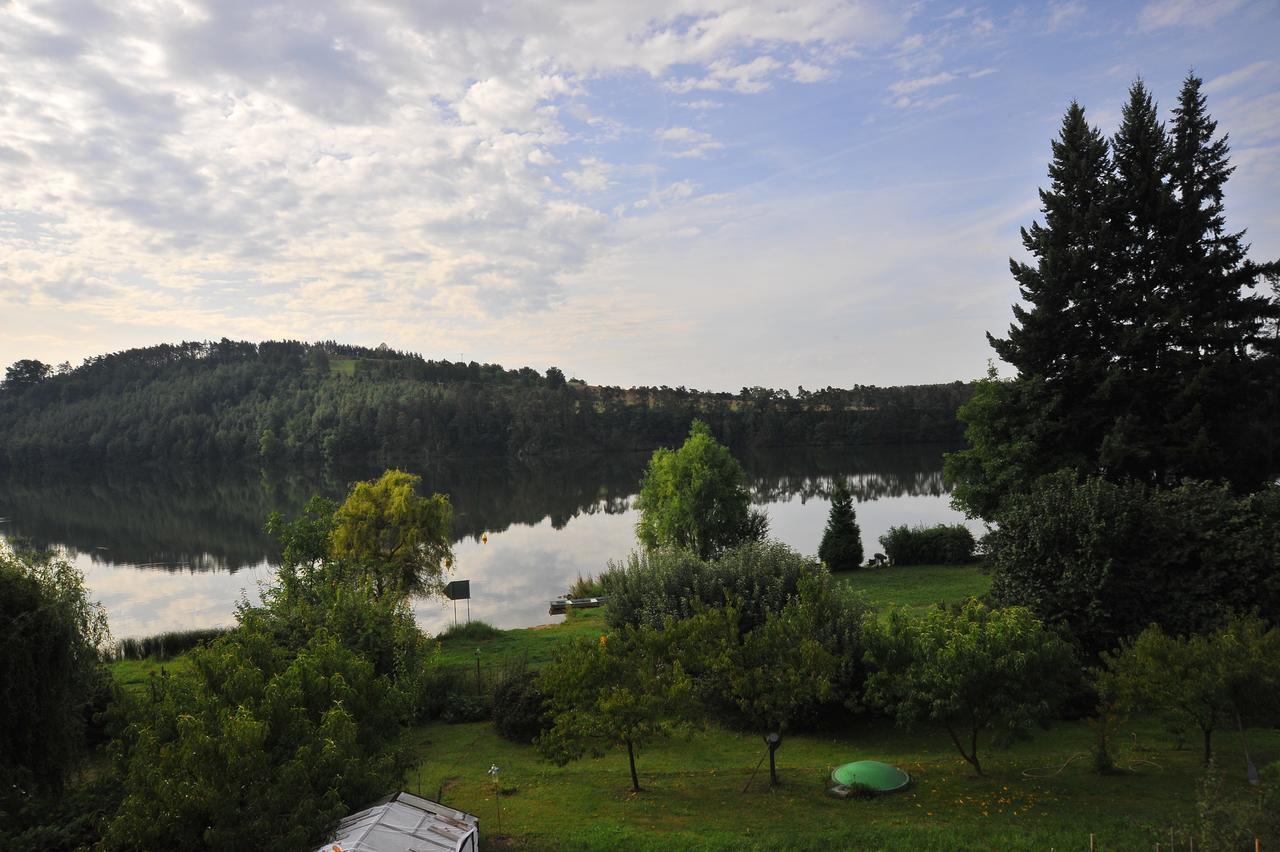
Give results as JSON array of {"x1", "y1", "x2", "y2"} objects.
[{"x1": 1, "y1": 0, "x2": 1277, "y2": 390}]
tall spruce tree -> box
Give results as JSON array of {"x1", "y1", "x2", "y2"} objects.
[
  {"x1": 1100, "y1": 79, "x2": 1176, "y2": 481},
  {"x1": 948, "y1": 103, "x2": 1117, "y2": 516},
  {"x1": 1162, "y1": 73, "x2": 1275, "y2": 486},
  {"x1": 818, "y1": 480, "x2": 863, "y2": 571}
]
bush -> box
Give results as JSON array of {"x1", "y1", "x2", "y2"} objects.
[
  {"x1": 605, "y1": 541, "x2": 823, "y2": 633},
  {"x1": 986, "y1": 472, "x2": 1280, "y2": 656},
  {"x1": 1, "y1": 551, "x2": 110, "y2": 797},
  {"x1": 877, "y1": 524, "x2": 976, "y2": 566},
  {"x1": 103, "y1": 626, "x2": 405, "y2": 850},
  {"x1": 492, "y1": 669, "x2": 546, "y2": 743}
]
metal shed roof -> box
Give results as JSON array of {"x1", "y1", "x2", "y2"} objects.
[{"x1": 314, "y1": 792, "x2": 479, "y2": 852}]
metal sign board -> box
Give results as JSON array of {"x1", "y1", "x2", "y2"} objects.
[{"x1": 444, "y1": 580, "x2": 471, "y2": 601}]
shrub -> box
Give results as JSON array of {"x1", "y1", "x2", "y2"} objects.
[
  {"x1": 605, "y1": 541, "x2": 822, "y2": 633},
  {"x1": 1, "y1": 551, "x2": 110, "y2": 796},
  {"x1": 103, "y1": 626, "x2": 405, "y2": 850},
  {"x1": 818, "y1": 481, "x2": 863, "y2": 571},
  {"x1": 877, "y1": 524, "x2": 976, "y2": 566},
  {"x1": 986, "y1": 472, "x2": 1280, "y2": 656},
  {"x1": 492, "y1": 669, "x2": 546, "y2": 743}
]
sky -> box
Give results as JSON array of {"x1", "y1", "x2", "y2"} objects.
[{"x1": 1, "y1": 0, "x2": 1278, "y2": 391}]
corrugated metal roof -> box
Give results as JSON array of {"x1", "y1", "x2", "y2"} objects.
[{"x1": 314, "y1": 792, "x2": 479, "y2": 852}]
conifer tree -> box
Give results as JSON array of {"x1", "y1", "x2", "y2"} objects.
[{"x1": 818, "y1": 480, "x2": 863, "y2": 571}]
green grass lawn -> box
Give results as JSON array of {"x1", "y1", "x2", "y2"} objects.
[
  {"x1": 329, "y1": 358, "x2": 358, "y2": 375},
  {"x1": 436, "y1": 609, "x2": 607, "y2": 671},
  {"x1": 837, "y1": 562, "x2": 991, "y2": 616},
  {"x1": 109, "y1": 655, "x2": 195, "y2": 696}
]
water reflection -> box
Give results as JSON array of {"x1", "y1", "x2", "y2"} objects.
[{"x1": 0, "y1": 444, "x2": 975, "y2": 637}]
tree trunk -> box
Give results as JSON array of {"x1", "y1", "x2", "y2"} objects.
[
  {"x1": 768, "y1": 741, "x2": 779, "y2": 787},
  {"x1": 626, "y1": 738, "x2": 641, "y2": 792},
  {"x1": 1202, "y1": 727, "x2": 1213, "y2": 766},
  {"x1": 945, "y1": 723, "x2": 983, "y2": 776}
]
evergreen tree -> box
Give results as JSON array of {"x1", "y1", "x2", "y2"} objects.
[
  {"x1": 948, "y1": 102, "x2": 1118, "y2": 515},
  {"x1": 1100, "y1": 79, "x2": 1175, "y2": 481},
  {"x1": 818, "y1": 480, "x2": 863, "y2": 571},
  {"x1": 1162, "y1": 73, "x2": 1275, "y2": 486}
]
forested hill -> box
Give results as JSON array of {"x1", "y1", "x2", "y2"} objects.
[{"x1": 0, "y1": 340, "x2": 973, "y2": 469}]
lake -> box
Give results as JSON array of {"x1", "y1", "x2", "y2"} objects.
[{"x1": 0, "y1": 444, "x2": 979, "y2": 638}]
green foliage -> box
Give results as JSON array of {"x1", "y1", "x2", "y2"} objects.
[
  {"x1": 635, "y1": 420, "x2": 766, "y2": 559},
  {"x1": 865, "y1": 599, "x2": 1077, "y2": 775},
  {"x1": 329, "y1": 469, "x2": 454, "y2": 600},
  {"x1": 0, "y1": 551, "x2": 110, "y2": 795},
  {"x1": 944, "y1": 365, "x2": 1041, "y2": 520},
  {"x1": 567, "y1": 570, "x2": 610, "y2": 598},
  {"x1": 492, "y1": 668, "x2": 546, "y2": 744},
  {"x1": 604, "y1": 540, "x2": 823, "y2": 634},
  {"x1": 877, "y1": 524, "x2": 976, "y2": 566},
  {"x1": 818, "y1": 480, "x2": 863, "y2": 571},
  {"x1": 1098, "y1": 616, "x2": 1280, "y2": 765},
  {"x1": 537, "y1": 626, "x2": 691, "y2": 792},
  {"x1": 103, "y1": 626, "x2": 405, "y2": 851},
  {"x1": 986, "y1": 471, "x2": 1280, "y2": 656},
  {"x1": 1196, "y1": 760, "x2": 1280, "y2": 850}
]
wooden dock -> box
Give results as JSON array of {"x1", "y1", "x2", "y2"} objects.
[{"x1": 548, "y1": 595, "x2": 610, "y2": 615}]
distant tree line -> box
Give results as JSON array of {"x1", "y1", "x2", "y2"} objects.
[{"x1": 0, "y1": 339, "x2": 972, "y2": 469}]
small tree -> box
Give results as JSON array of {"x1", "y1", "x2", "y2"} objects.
[
  {"x1": 1099, "y1": 616, "x2": 1280, "y2": 765},
  {"x1": 635, "y1": 420, "x2": 765, "y2": 560},
  {"x1": 818, "y1": 481, "x2": 863, "y2": 571},
  {"x1": 865, "y1": 599, "x2": 1076, "y2": 775},
  {"x1": 0, "y1": 551, "x2": 110, "y2": 797},
  {"x1": 329, "y1": 469, "x2": 453, "y2": 600},
  {"x1": 537, "y1": 627, "x2": 689, "y2": 792}
]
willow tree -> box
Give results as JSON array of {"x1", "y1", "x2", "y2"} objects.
[{"x1": 329, "y1": 469, "x2": 454, "y2": 599}]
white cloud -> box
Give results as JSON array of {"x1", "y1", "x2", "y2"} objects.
[
  {"x1": 658, "y1": 126, "x2": 724, "y2": 158},
  {"x1": 789, "y1": 59, "x2": 834, "y2": 83},
  {"x1": 562, "y1": 157, "x2": 613, "y2": 193},
  {"x1": 1047, "y1": 1, "x2": 1086, "y2": 31},
  {"x1": 1138, "y1": 0, "x2": 1244, "y2": 30},
  {"x1": 890, "y1": 71, "x2": 956, "y2": 96},
  {"x1": 1205, "y1": 60, "x2": 1275, "y2": 94}
]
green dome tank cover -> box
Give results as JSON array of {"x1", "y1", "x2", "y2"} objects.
[{"x1": 830, "y1": 760, "x2": 911, "y2": 794}]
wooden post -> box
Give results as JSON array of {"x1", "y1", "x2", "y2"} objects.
[{"x1": 1090, "y1": 834, "x2": 1094, "y2": 851}]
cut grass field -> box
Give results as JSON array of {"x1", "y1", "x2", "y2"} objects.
[{"x1": 405, "y1": 717, "x2": 1277, "y2": 851}]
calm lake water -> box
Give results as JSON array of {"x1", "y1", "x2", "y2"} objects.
[{"x1": 0, "y1": 444, "x2": 979, "y2": 638}]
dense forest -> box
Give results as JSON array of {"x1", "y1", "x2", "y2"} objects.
[{"x1": 0, "y1": 340, "x2": 972, "y2": 469}]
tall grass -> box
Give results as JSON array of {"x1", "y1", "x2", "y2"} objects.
[
  {"x1": 110, "y1": 626, "x2": 232, "y2": 661},
  {"x1": 438, "y1": 619, "x2": 503, "y2": 641}
]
